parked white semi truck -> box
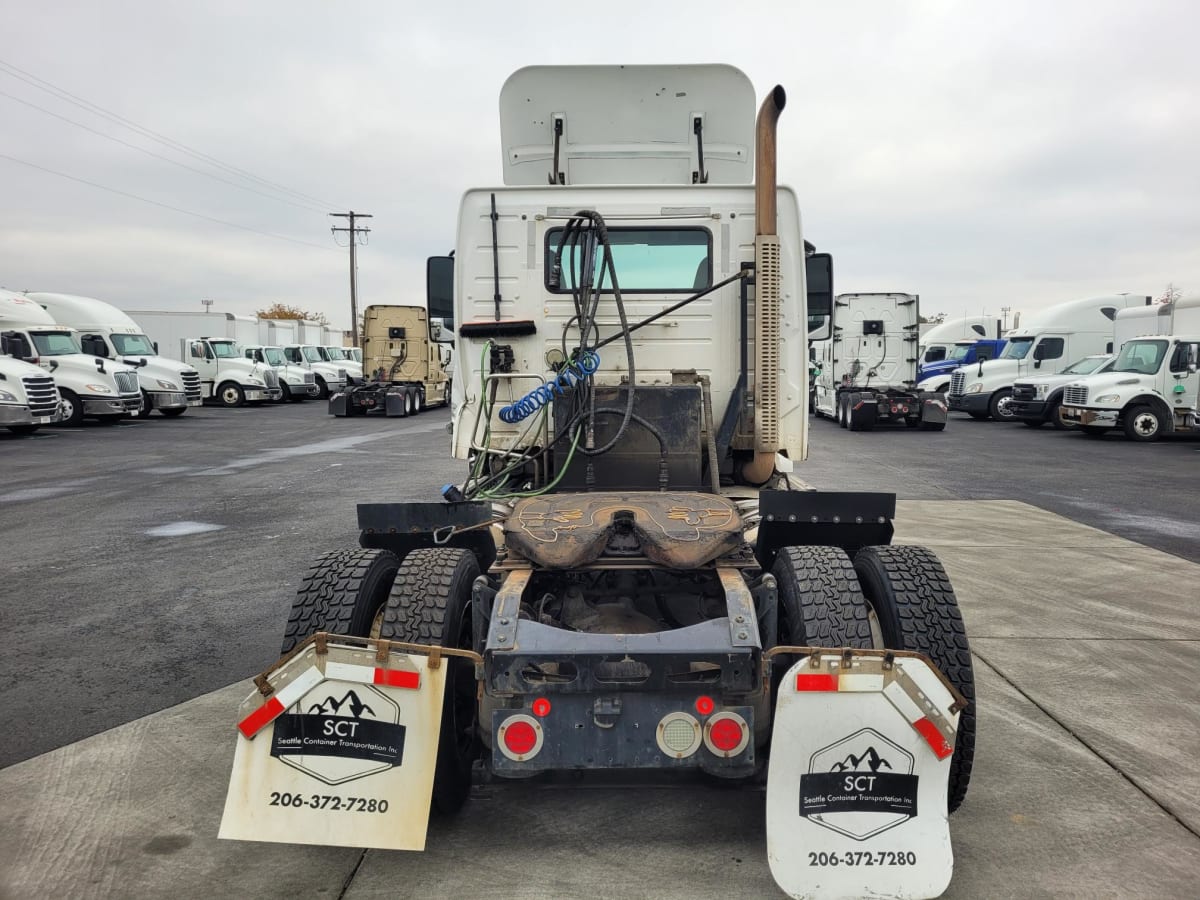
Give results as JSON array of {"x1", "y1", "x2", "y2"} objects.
[
  {"x1": 317, "y1": 344, "x2": 363, "y2": 381},
  {"x1": 1, "y1": 290, "x2": 141, "y2": 424},
  {"x1": 241, "y1": 344, "x2": 318, "y2": 401},
  {"x1": 947, "y1": 293, "x2": 1151, "y2": 420},
  {"x1": 812, "y1": 292, "x2": 948, "y2": 431},
  {"x1": 128, "y1": 310, "x2": 282, "y2": 406},
  {"x1": 27, "y1": 293, "x2": 203, "y2": 417},
  {"x1": 0, "y1": 340, "x2": 62, "y2": 434},
  {"x1": 918, "y1": 316, "x2": 1000, "y2": 367},
  {"x1": 1061, "y1": 295, "x2": 1200, "y2": 441},
  {"x1": 226, "y1": 66, "x2": 977, "y2": 900}
]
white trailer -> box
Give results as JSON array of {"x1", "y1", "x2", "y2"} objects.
[
  {"x1": 258, "y1": 318, "x2": 298, "y2": 347},
  {"x1": 128, "y1": 310, "x2": 282, "y2": 406},
  {"x1": 1, "y1": 290, "x2": 140, "y2": 424},
  {"x1": 1061, "y1": 295, "x2": 1200, "y2": 440},
  {"x1": 28, "y1": 293, "x2": 203, "y2": 417},
  {"x1": 946, "y1": 294, "x2": 1151, "y2": 420}
]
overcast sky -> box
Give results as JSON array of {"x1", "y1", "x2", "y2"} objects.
[{"x1": 1, "y1": 0, "x2": 1196, "y2": 329}]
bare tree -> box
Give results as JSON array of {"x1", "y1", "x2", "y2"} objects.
[
  {"x1": 1156, "y1": 283, "x2": 1182, "y2": 305},
  {"x1": 257, "y1": 302, "x2": 330, "y2": 325}
]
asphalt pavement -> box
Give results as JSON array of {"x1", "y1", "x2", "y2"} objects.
[{"x1": 1, "y1": 402, "x2": 1197, "y2": 899}]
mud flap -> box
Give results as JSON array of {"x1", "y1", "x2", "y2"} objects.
[
  {"x1": 766, "y1": 650, "x2": 961, "y2": 899},
  {"x1": 919, "y1": 393, "x2": 948, "y2": 426},
  {"x1": 328, "y1": 393, "x2": 349, "y2": 416},
  {"x1": 219, "y1": 637, "x2": 445, "y2": 851}
]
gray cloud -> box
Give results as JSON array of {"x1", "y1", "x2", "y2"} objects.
[{"x1": 1, "y1": 0, "x2": 1196, "y2": 327}]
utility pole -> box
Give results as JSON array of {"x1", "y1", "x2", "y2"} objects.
[{"x1": 330, "y1": 211, "x2": 372, "y2": 347}]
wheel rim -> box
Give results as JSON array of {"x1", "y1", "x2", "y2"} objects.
[
  {"x1": 62, "y1": 397, "x2": 75, "y2": 419},
  {"x1": 222, "y1": 386, "x2": 239, "y2": 404},
  {"x1": 1133, "y1": 411, "x2": 1158, "y2": 436},
  {"x1": 995, "y1": 394, "x2": 1014, "y2": 418},
  {"x1": 405, "y1": 394, "x2": 413, "y2": 414}
]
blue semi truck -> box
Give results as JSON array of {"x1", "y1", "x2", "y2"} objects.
[{"x1": 917, "y1": 337, "x2": 1007, "y2": 393}]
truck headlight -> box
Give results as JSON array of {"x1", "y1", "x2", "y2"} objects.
[
  {"x1": 966, "y1": 383, "x2": 984, "y2": 394},
  {"x1": 85, "y1": 383, "x2": 114, "y2": 394},
  {"x1": 156, "y1": 379, "x2": 179, "y2": 390},
  {"x1": 1095, "y1": 394, "x2": 1121, "y2": 404},
  {"x1": 1034, "y1": 384, "x2": 1048, "y2": 398},
  {"x1": 0, "y1": 389, "x2": 18, "y2": 402}
]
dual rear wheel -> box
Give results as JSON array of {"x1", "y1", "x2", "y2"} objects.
[
  {"x1": 771, "y1": 544, "x2": 976, "y2": 814},
  {"x1": 283, "y1": 546, "x2": 480, "y2": 814}
]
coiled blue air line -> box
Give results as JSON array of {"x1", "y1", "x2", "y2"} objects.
[{"x1": 498, "y1": 351, "x2": 601, "y2": 423}]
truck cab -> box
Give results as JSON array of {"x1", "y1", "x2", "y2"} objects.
[
  {"x1": 27, "y1": 293, "x2": 203, "y2": 417},
  {"x1": 317, "y1": 345, "x2": 363, "y2": 382},
  {"x1": 281, "y1": 345, "x2": 347, "y2": 399},
  {"x1": 242, "y1": 344, "x2": 318, "y2": 401},
  {"x1": 916, "y1": 338, "x2": 1006, "y2": 392},
  {"x1": 0, "y1": 290, "x2": 141, "y2": 425},
  {"x1": 0, "y1": 338, "x2": 63, "y2": 434},
  {"x1": 1008, "y1": 354, "x2": 1114, "y2": 428},
  {"x1": 947, "y1": 294, "x2": 1150, "y2": 420},
  {"x1": 184, "y1": 338, "x2": 281, "y2": 406},
  {"x1": 1061, "y1": 296, "x2": 1200, "y2": 441}
]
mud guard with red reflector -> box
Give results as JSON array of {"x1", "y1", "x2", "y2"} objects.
[
  {"x1": 766, "y1": 649, "x2": 962, "y2": 900},
  {"x1": 219, "y1": 636, "x2": 449, "y2": 851}
]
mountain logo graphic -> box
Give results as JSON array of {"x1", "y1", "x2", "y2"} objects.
[
  {"x1": 800, "y1": 728, "x2": 919, "y2": 841},
  {"x1": 270, "y1": 682, "x2": 405, "y2": 786},
  {"x1": 829, "y1": 746, "x2": 893, "y2": 774},
  {"x1": 308, "y1": 690, "x2": 375, "y2": 719}
]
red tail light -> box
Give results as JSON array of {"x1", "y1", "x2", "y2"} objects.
[
  {"x1": 498, "y1": 714, "x2": 543, "y2": 761},
  {"x1": 704, "y1": 711, "x2": 750, "y2": 757}
]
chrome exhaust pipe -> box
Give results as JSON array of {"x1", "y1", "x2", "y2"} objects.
[{"x1": 742, "y1": 85, "x2": 787, "y2": 486}]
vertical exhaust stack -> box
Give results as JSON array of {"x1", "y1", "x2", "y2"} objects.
[{"x1": 743, "y1": 85, "x2": 787, "y2": 485}]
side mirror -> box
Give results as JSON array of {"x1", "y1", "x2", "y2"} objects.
[
  {"x1": 427, "y1": 256, "x2": 455, "y2": 329},
  {"x1": 805, "y1": 252, "x2": 834, "y2": 319},
  {"x1": 153, "y1": 341, "x2": 159, "y2": 354}
]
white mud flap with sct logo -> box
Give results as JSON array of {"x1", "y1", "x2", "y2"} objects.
[
  {"x1": 219, "y1": 636, "x2": 450, "y2": 851},
  {"x1": 766, "y1": 649, "x2": 963, "y2": 900}
]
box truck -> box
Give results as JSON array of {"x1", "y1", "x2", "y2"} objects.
[{"x1": 128, "y1": 310, "x2": 282, "y2": 406}]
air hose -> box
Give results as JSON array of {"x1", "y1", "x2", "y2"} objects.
[{"x1": 498, "y1": 350, "x2": 601, "y2": 423}]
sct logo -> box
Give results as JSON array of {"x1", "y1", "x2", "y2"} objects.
[
  {"x1": 270, "y1": 684, "x2": 407, "y2": 786},
  {"x1": 799, "y1": 728, "x2": 919, "y2": 841}
]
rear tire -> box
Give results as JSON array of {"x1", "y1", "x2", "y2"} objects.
[
  {"x1": 853, "y1": 545, "x2": 976, "y2": 814},
  {"x1": 380, "y1": 548, "x2": 481, "y2": 814},
  {"x1": 413, "y1": 387, "x2": 424, "y2": 414},
  {"x1": 281, "y1": 549, "x2": 400, "y2": 655},
  {"x1": 771, "y1": 546, "x2": 873, "y2": 648}
]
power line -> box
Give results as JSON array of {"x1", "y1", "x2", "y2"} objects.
[
  {"x1": 0, "y1": 57, "x2": 343, "y2": 211},
  {"x1": 0, "y1": 89, "x2": 329, "y2": 214},
  {"x1": 0, "y1": 151, "x2": 338, "y2": 253}
]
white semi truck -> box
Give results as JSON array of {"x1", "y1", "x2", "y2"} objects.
[
  {"x1": 918, "y1": 315, "x2": 1001, "y2": 367},
  {"x1": 128, "y1": 310, "x2": 282, "y2": 406},
  {"x1": 241, "y1": 344, "x2": 318, "y2": 401},
  {"x1": 1, "y1": 290, "x2": 141, "y2": 424},
  {"x1": 1061, "y1": 295, "x2": 1200, "y2": 441},
  {"x1": 27, "y1": 293, "x2": 203, "y2": 417},
  {"x1": 0, "y1": 343, "x2": 63, "y2": 434},
  {"x1": 230, "y1": 67, "x2": 976, "y2": 899},
  {"x1": 946, "y1": 293, "x2": 1151, "y2": 421},
  {"x1": 812, "y1": 292, "x2": 948, "y2": 431}
]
